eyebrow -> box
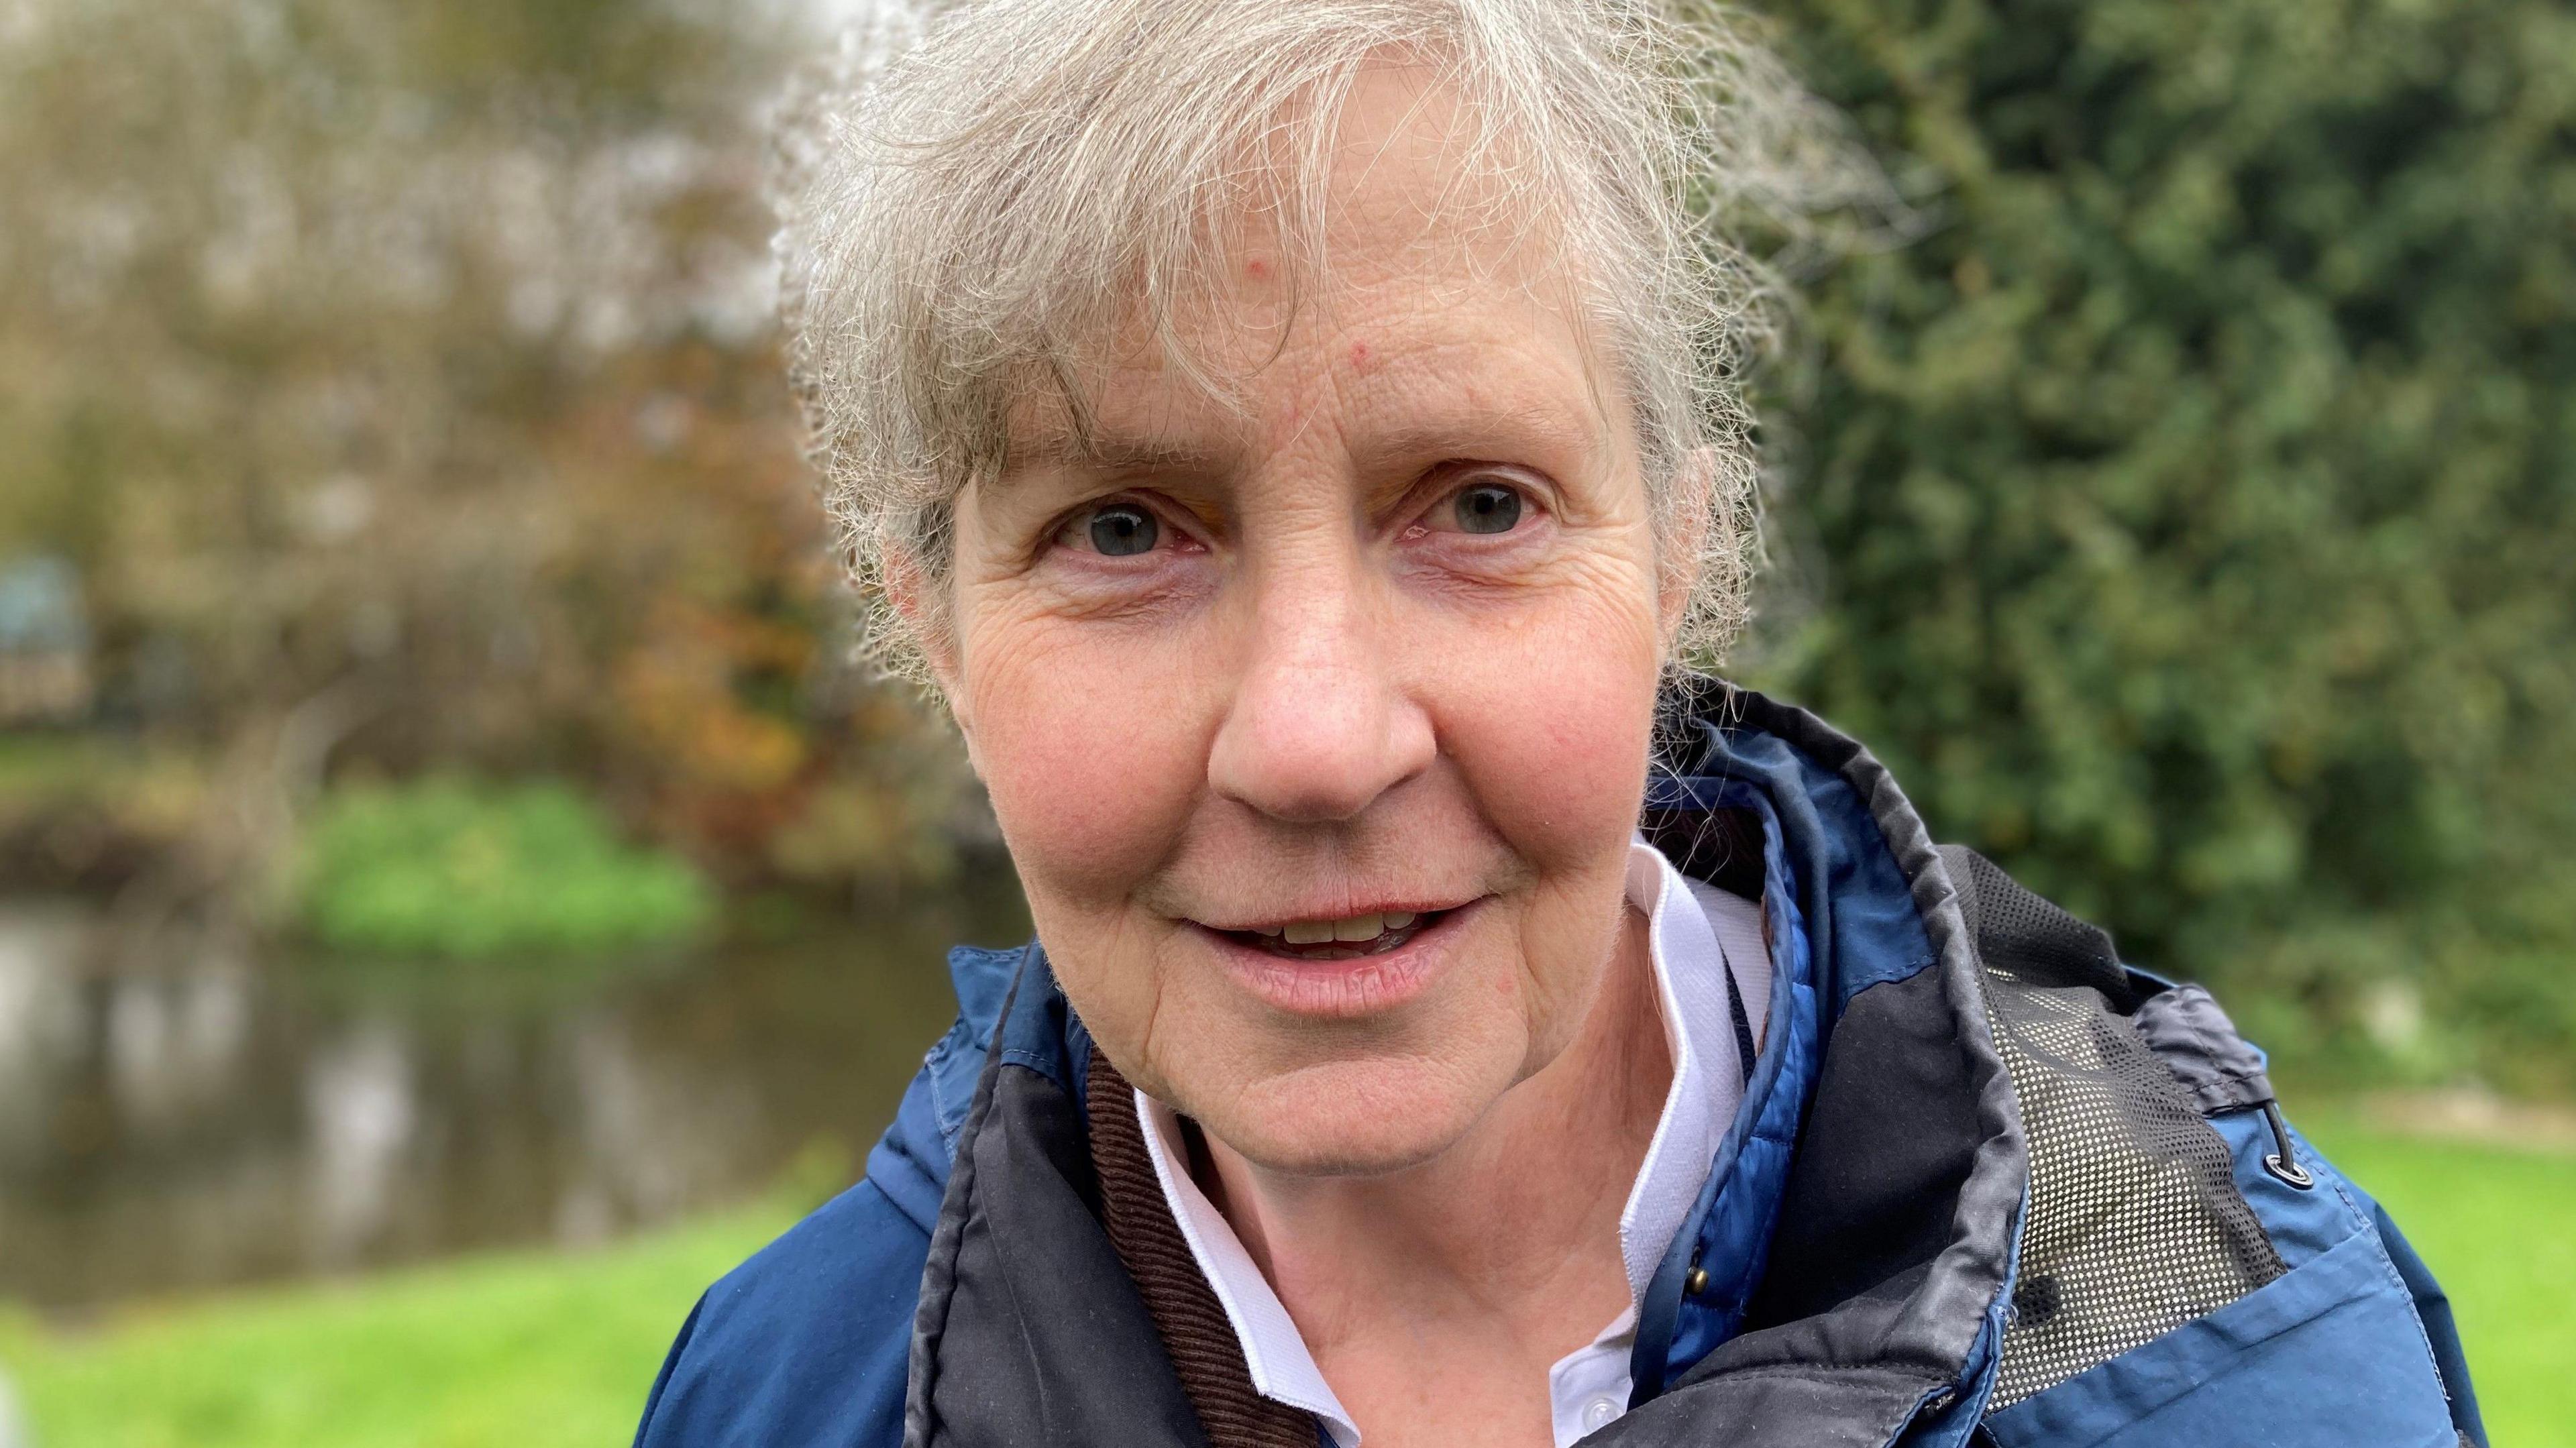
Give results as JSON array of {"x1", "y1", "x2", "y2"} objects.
[
  {"x1": 1062, "y1": 434, "x2": 1236, "y2": 473},
  {"x1": 1003, "y1": 344, "x2": 1611, "y2": 483},
  {"x1": 1353, "y1": 406, "x2": 1603, "y2": 469},
  {"x1": 1005, "y1": 414, "x2": 1242, "y2": 478}
]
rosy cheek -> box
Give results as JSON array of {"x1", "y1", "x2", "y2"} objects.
[
  {"x1": 1441, "y1": 615, "x2": 1660, "y2": 869},
  {"x1": 965, "y1": 622, "x2": 1210, "y2": 911}
]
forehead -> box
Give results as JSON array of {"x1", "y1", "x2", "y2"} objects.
[{"x1": 1008, "y1": 62, "x2": 1623, "y2": 469}]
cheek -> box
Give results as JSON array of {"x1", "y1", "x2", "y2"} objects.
[
  {"x1": 958, "y1": 604, "x2": 1215, "y2": 911},
  {"x1": 1436, "y1": 572, "x2": 1664, "y2": 869},
  {"x1": 1421, "y1": 565, "x2": 1662, "y2": 1040},
  {"x1": 959, "y1": 608, "x2": 1215, "y2": 1058}
]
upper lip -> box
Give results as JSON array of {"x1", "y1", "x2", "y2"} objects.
[{"x1": 1189, "y1": 896, "x2": 1479, "y2": 934}]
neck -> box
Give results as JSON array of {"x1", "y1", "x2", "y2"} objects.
[{"x1": 1196, "y1": 905, "x2": 1672, "y2": 1366}]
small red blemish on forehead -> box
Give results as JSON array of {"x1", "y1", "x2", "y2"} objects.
[
  {"x1": 1347, "y1": 341, "x2": 1374, "y2": 372},
  {"x1": 1245, "y1": 258, "x2": 1271, "y2": 280}
]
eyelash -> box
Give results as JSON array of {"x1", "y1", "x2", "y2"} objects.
[
  {"x1": 1045, "y1": 469, "x2": 1548, "y2": 560},
  {"x1": 1403, "y1": 469, "x2": 1547, "y2": 540},
  {"x1": 1051, "y1": 496, "x2": 1196, "y2": 559}
]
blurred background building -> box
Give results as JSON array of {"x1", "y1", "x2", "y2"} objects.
[{"x1": 0, "y1": 0, "x2": 2567, "y2": 1444}]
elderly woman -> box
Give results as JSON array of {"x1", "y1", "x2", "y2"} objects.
[{"x1": 636, "y1": 1, "x2": 2481, "y2": 1445}]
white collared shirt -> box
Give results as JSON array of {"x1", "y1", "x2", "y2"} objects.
[{"x1": 1135, "y1": 840, "x2": 1772, "y2": 1447}]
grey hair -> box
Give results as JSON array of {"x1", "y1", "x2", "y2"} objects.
[{"x1": 773, "y1": 0, "x2": 1884, "y2": 682}]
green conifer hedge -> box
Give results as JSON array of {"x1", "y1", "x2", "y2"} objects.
[{"x1": 1746, "y1": 0, "x2": 2576, "y2": 1090}]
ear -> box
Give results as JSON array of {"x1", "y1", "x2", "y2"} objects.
[
  {"x1": 1655, "y1": 447, "x2": 1719, "y2": 648},
  {"x1": 883, "y1": 542, "x2": 975, "y2": 748}
]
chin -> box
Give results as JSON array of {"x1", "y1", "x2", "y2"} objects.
[{"x1": 1189, "y1": 1048, "x2": 1511, "y2": 1178}]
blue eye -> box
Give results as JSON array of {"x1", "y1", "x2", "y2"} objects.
[
  {"x1": 1452, "y1": 483, "x2": 1523, "y2": 535},
  {"x1": 1087, "y1": 503, "x2": 1160, "y2": 555}
]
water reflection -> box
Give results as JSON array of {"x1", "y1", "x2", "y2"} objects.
[{"x1": 0, "y1": 889, "x2": 1024, "y2": 1308}]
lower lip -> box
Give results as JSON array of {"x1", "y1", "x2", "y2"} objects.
[{"x1": 1196, "y1": 901, "x2": 1479, "y2": 1019}]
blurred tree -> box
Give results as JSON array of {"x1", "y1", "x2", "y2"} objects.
[
  {"x1": 5, "y1": 0, "x2": 2569, "y2": 1087},
  {"x1": 1746, "y1": 0, "x2": 2576, "y2": 1090},
  {"x1": 0, "y1": 0, "x2": 976, "y2": 914}
]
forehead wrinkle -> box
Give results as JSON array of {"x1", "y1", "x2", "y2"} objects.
[
  {"x1": 1008, "y1": 153, "x2": 1619, "y2": 502},
  {"x1": 1036, "y1": 316, "x2": 1615, "y2": 504},
  {"x1": 1336, "y1": 335, "x2": 1617, "y2": 471}
]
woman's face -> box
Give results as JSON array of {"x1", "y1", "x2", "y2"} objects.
[{"x1": 938, "y1": 71, "x2": 1678, "y2": 1175}]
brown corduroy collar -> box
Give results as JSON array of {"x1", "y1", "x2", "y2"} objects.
[{"x1": 1087, "y1": 1048, "x2": 1325, "y2": 1448}]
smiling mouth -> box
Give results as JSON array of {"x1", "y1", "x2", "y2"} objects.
[{"x1": 1216, "y1": 908, "x2": 1450, "y2": 961}]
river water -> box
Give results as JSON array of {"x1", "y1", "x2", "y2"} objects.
[{"x1": 0, "y1": 887, "x2": 1027, "y2": 1309}]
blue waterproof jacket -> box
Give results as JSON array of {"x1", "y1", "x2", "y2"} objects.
[{"x1": 635, "y1": 689, "x2": 2483, "y2": 1448}]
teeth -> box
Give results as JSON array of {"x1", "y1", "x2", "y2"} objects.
[{"x1": 1253, "y1": 911, "x2": 1432, "y2": 946}]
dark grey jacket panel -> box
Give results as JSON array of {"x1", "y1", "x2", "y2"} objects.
[
  {"x1": 906, "y1": 1051, "x2": 1208, "y2": 1448},
  {"x1": 1611, "y1": 694, "x2": 2025, "y2": 1448}
]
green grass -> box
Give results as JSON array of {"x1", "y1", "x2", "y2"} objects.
[
  {"x1": 2300, "y1": 1115, "x2": 2576, "y2": 1448},
  {"x1": 0, "y1": 1203, "x2": 794, "y2": 1448},
  {"x1": 0, "y1": 1121, "x2": 2567, "y2": 1448}
]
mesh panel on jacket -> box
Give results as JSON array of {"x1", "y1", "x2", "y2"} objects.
[{"x1": 1964, "y1": 853, "x2": 2286, "y2": 1410}]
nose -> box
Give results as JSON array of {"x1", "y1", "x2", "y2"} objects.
[{"x1": 1205, "y1": 545, "x2": 1436, "y2": 824}]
